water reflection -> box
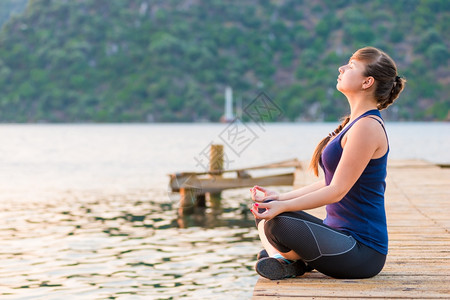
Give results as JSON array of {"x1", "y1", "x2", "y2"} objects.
[
  {"x1": 176, "y1": 205, "x2": 254, "y2": 229},
  {"x1": 0, "y1": 189, "x2": 260, "y2": 299}
]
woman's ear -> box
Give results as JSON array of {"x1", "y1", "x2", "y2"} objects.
[{"x1": 362, "y1": 76, "x2": 375, "y2": 89}]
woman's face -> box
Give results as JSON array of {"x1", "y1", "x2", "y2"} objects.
[{"x1": 336, "y1": 59, "x2": 368, "y2": 94}]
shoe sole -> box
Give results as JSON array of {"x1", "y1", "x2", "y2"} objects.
[{"x1": 256, "y1": 257, "x2": 305, "y2": 280}]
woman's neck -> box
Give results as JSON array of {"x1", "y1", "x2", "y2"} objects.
[{"x1": 347, "y1": 94, "x2": 378, "y2": 121}]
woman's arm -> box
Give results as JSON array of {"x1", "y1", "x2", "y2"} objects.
[
  {"x1": 278, "y1": 180, "x2": 326, "y2": 201},
  {"x1": 252, "y1": 117, "x2": 385, "y2": 219},
  {"x1": 251, "y1": 179, "x2": 325, "y2": 202}
]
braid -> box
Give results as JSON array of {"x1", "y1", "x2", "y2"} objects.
[
  {"x1": 309, "y1": 116, "x2": 350, "y2": 176},
  {"x1": 378, "y1": 75, "x2": 406, "y2": 110}
]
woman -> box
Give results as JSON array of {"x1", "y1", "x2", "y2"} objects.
[{"x1": 250, "y1": 46, "x2": 406, "y2": 280}]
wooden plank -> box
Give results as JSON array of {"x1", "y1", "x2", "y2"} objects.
[
  {"x1": 252, "y1": 160, "x2": 450, "y2": 299},
  {"x1": 170, "y1": 158, "x2": 302, "y2": 177},
  {"x1": 253, "y1": 276, "x2": 449, "y2": 299},
  {"x1": 169, "y1": 158, "x2": 301, "y2": 192},
  {"x1": 170, "y1": 173, "x2": 295, "y2": 193},
  {"x1": 253, "y1": 272, "x2": 450, "y2": 298},
  {"x1": 194, "y1": 173, "x2": 295, "y2": 193}
]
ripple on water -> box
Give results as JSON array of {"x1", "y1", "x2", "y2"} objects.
[{"x1": 0, "y1": 189, "x2": 261, "y2": 299}]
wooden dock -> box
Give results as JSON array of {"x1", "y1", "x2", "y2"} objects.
[
  {"x1": 253, "y1": 160, "x2": 450, "y2": 299},
  {"x1": 169, "y1": 144, "x2": 302, "y2": 214}
]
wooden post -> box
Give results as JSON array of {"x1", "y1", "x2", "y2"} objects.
[
  {"x1": 178, "y1": 174, "x2": 203, "y2": 215},
  {"x1": 179, "y1": 188, "x2": 196, "y2": 215},
  {"x1": 196, "y1": 193, "x2": 206, "y2": 207},
  {"x1": 209, "y1": 144, "x2": 224, "y2": 209}
]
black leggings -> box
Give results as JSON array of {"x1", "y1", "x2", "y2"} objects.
[{"x1": 256, "y1": 209, "x2": 386, "y2": 279}]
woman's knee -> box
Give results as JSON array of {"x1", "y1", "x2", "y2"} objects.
[{"x1": 263, "y1": 215, "x2": 294, "y2": 247}]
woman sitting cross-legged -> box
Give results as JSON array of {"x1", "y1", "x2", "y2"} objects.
[{"x1": 250, "y1": 46, "x2": 406, "y2": 280}]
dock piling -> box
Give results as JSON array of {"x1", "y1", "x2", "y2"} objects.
[
  {"x1": 169, "y1": 145, "x2": 302, "y2": 215},
  {"x1": 209, "y1": 144, "x2": 224, "y2": 209}
]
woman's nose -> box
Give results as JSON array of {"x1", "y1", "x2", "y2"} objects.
[{"x1": 338, "y1": 66, "x2": 344, "y2": 73}]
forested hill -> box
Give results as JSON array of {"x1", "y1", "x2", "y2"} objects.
[
  {"x1": 0, "y1": 0, "x2": 448, "y2": 122},
  {"x1": 0, "y1": 0, "x2": 28, "y2": 28}
]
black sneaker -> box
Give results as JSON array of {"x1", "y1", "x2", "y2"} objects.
[
  {"x1": 257, "y1": 249, "x2": 268, "y2": 260},
  {"x1": 256, "y1": 257, "x2": 307, "y2": 280}
]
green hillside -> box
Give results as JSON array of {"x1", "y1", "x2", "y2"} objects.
[
  {"x1": 0, "y1": 0, "x2": 448, "y2": 122},
  {"x1": 0, "y1": 0, "x2": 28, "y2": 28}
]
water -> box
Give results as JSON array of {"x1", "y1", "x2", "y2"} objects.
[{"x1": 0, "y1": 122, "x2": 448, "y2": 299}]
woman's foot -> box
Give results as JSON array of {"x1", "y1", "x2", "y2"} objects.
[
  {"x1": 256, "y1": 250, "x2": 314, "y2": 272},
  {"x1": 255, "y1": 257, "x2": 307, "y2": 280}
]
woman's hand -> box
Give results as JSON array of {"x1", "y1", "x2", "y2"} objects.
[
  {"x1": 250, "y1": 201, "x2": 285, "y2": 220},
  {"x1": 250, "y1": 185, "x2": 279, "y2": 202}
]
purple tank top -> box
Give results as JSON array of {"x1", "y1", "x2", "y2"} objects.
[{"x1": 320, "y1": 109, "x2": 389, "y2": 255}]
